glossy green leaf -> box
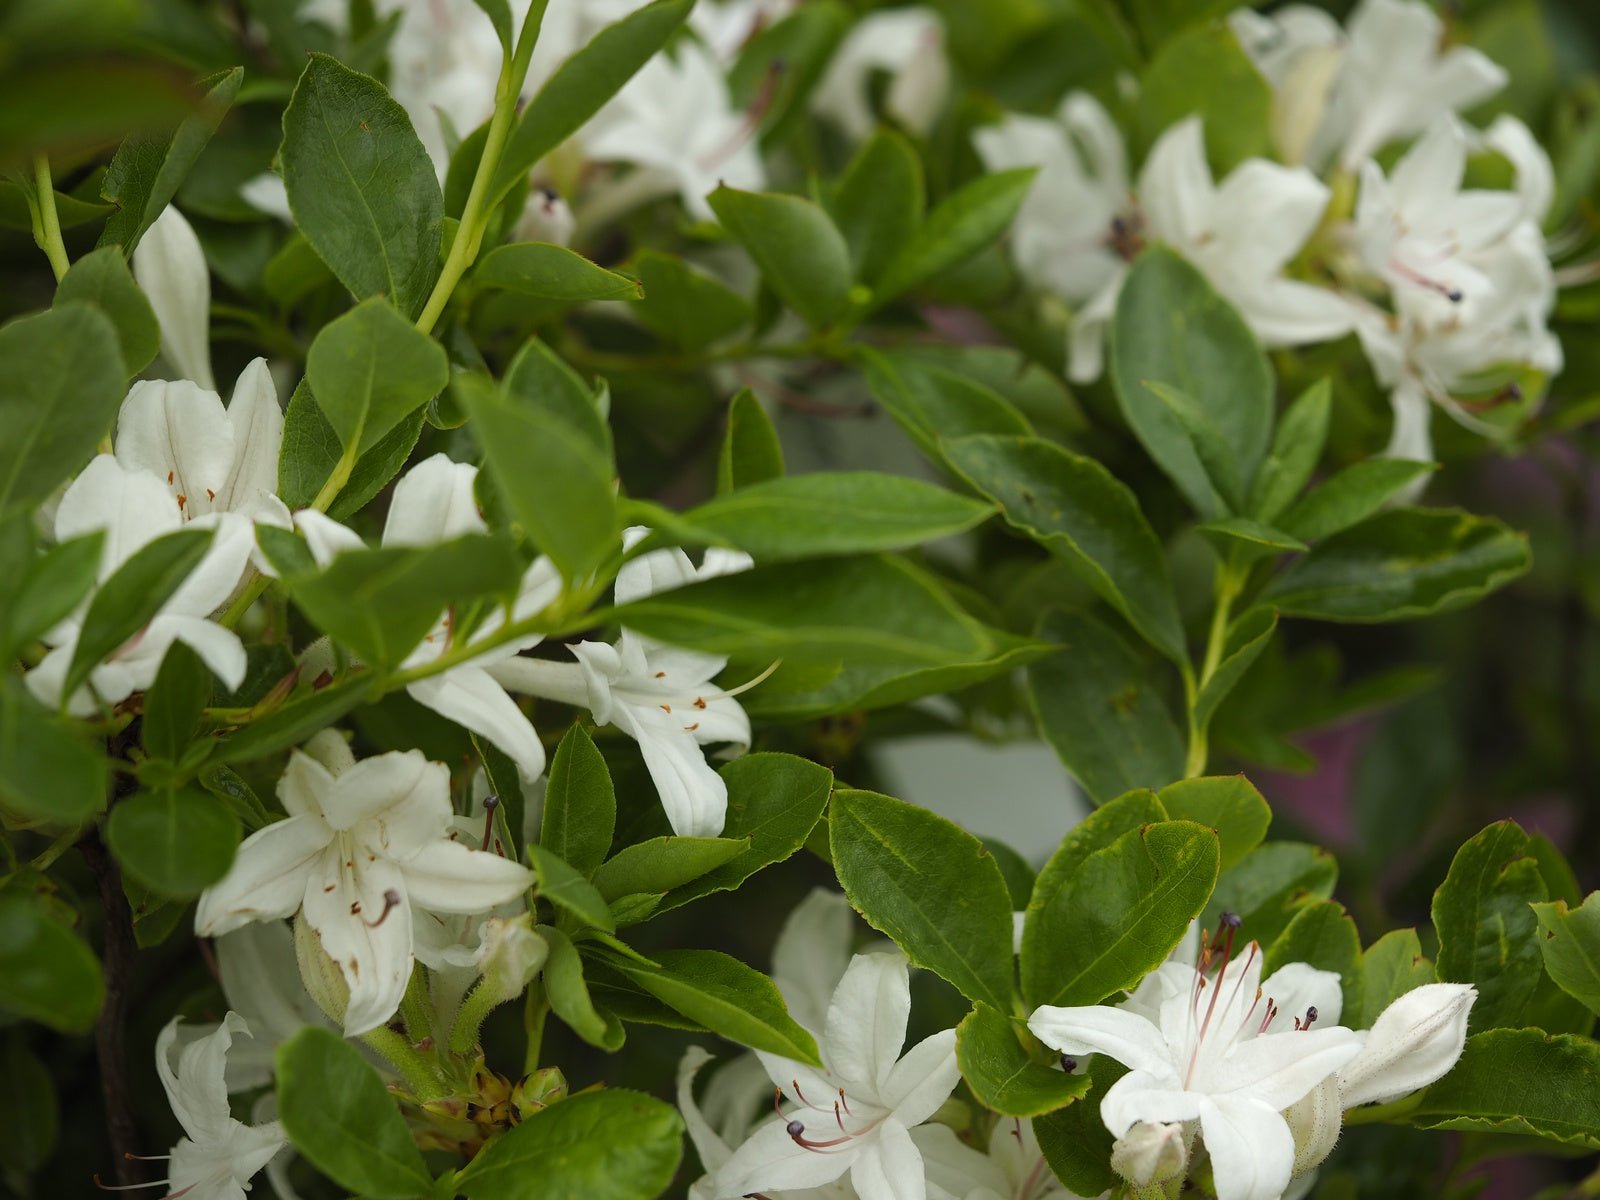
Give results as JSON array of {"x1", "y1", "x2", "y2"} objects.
[
  {"x1": 475, "y1": 242, "x2": 642, "y2": 301},
  {"x1": 1357, "y1": 928, "x2": 1436, "y2": 1028},
  {"x1": 0, "y1": 894, "x2": 103, "y2": 1033},
  {"x1": 708, "y1": 185, "x2": 854, "y2": 327},
  {"x1": 716, "y1": 389, "x2": 784, "y2": 495},
  {"x1": 541, "y1": 926, "x2": 624, "y2": 1050},
  {"x1": 945, "y1": 434, "x2": 1185, "y2": 662},
  {"x1": 830, "y1": 788, "x2": 1016, "y2": 1012},
  {"x1": 1248, "y1": 379, "x2": 1331, "y2": 521},
  {"x1": 957, "y1": 1004, "x2": 1092, "y2": 1118},
  {"x1": 1264, "y1": 509, "x2": 1531, "y2": 622},
  {"x1": 541, "y1": 724, "x2": 615, "y2": 878},
  {"x1": 1026, "y1": 611, "x2": 1186, "y2": 804},
  {"x1": 53, "y1": 246, "x2": 159, "y2": 374},
  {"x1": 1109, "y1": 246, "x2": 1273, "y2": 517},
  {"x1": 1531, "y1": 892, "x2": 1600, "y2": 1016},
  {"x1": 281, "y1": 54, "x2": 443, "y2": 318},
  {"x1": 1203, "y1": 842, "x2": 1338, "y2": 949},
  {"x1": 530, "y1": 844, "x2": 614, "y2": 934},
  {"x1": 0, "y1": 678, "x2": 107, "y2": 826},
  {"x1": 141, "y1": 641, "x2": 210, "y2": 764},
  {"x1": 610, "y1": 949, "x2": 820, "y2": 1063},
  {"x1": 591, "y1": 837, "x2": 747, "y2": 903},
  {"x1": 832, "y1": 127, "x2": 923, "y2": 283},
  {"x1": 276, "y1": 1027, "x2": 431, "y2": 1198},
  {"x1": 456, "y1": 1089, "x2": 683, "y2": 1199},
  {"x1": 0, "y1": 532, "x2": 102, "y2": 665},
  {"x1": 0, "y1": 305, "x2": 124, "y2": 521},
  {"x1": 106, "y1": 787, "x2": 239, "y2": 899},
  {"x1": 1033, "y1": 1056, "x2": 1120, "y2": 1197},
  {"x1": 633, "y1": 251, "x2": 751, "y2": 349},
  {"x1": 1278, "y1": 459, "x2": 1437, "y2": 543},
  {"x1": 304, "y1": 296, "x2": 449, "y2": 457},
  {"x1": 98, "y1": 67, "x2": 242, "y2": 254},
  {"x1": 1406, "y1": 1029, "x2": 1600, "y2": 1149},
  {"x1": 277, "y1": 379, "x2": 426, "y2": 518},
  {"x1": 870, "y1": 168, "x2": 1035, "y2": 306},
  {"x1": 1157, "y1": 775, "x2": 1270, "y2": 872}
]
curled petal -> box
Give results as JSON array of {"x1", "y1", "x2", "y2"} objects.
[{"x1": 406, "y1": 666, "x2": 546, "y2": 781}]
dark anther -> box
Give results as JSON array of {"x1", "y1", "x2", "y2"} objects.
[
  {"x1": 1219, "y1": 911, "x2": 1243, "y2": 929},
  {"x1": 1061, "y1": 1055, "x2": 1078, "y2": 1072},
  {"x1": 786, "y1": 1120, "x2": 805, "y2": 1137}
]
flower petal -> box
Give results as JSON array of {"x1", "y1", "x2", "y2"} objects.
[
  {"x1": 825, "y1": 951, "x2": 912, "y2": 1096},
  {"x1": 322, "y1": 749, "x2": 446, "y2": 836},
  {"x1": 293, "y1": 509, "x2": 366, "y2": 567},
  {"x1": 56, "y1": 455, "x2": 181, "y2": 578},
  {"x1": 1027, "y1": 1004, "x2": 1174, "y2": 1079},
  {"x1": 1203, "y1": 1027, "x2": 1363, "y2": 1110},
  {"x1": 772, "y1": 888, "x2": 856, "y2": 1034},
  {"x1": 713, "y1": 1116, "x2": 858, "y2": 1198},
  {"x1": 301, "y1": 848, "x2": 414, "y2": 1036},
  {"x1": 115, "y1": 379, "x2": 234, "y2": 513},
  {"x1": 132, "y1": 204, "x2": 215, "y2": 390},
  {"x1": 1261, "y1": 963, "x2": 1345, "y2": 1031},
  {"x1": 144, "y1": 613, "x2": 248, "y2": 692},
  {"x1": 677, "y1": 1047, "x2": 733, "y2": 1173},
  {"x1": 1099, "y1": 1070, "x2": 1204, "y2": 1137},
  {"x1": 881, "y1": 1028, "x2": 959, "y2": 1128},
  {"x1": 406, "y1": 666, "x2": 546, "y2": 781},
  {"x1": 382, "y1": 454, "x2": 486, "y2": 546},
  {"x1": 1198, "y1": 1093, "x2": 1297, "y2": 1200},
  {"x1": 157, "y1": 1012, "x2": 248, "y2": 1142},
  {"x1": 216, "y1": 358, "x2": 284, "y2": 516},
  {"x1": 609, "y1": 699, "x2": 730, "y2": 838},
  {"x1": 399, "y1": 838, "x2": 533, "y2": 914},
  {"x1": 195, "y1": 816, "x2": 330, "y2": 937},
  {"x1": 1338, "y1": 983, "x2": 1475, "y2": 1108},
  {"x1": 1139, "y1": 116, "x2": 1212, "y2": 249},
  {"x1": 850, "y1": 1118, "x2": 926, "y2": 1200}
]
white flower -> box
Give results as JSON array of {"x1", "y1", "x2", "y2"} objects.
[
  {"x1": 583, "y1": 40, "x2": 765, "y2": 221},
  {"x1": 294, "y1": 454, "x2": 562, "y2": 782},
  {"x1": 691, "y1": 0, "x2": 798, "y2": 62},
  {"x1": 1337, "y1": 983, "x2": 1475, "y2": 1109},
  {"x1": 812, "y1": 7, "x2": 949, "y2": 142},
  {"x1": 1229, "y1": 6, "x2": 1345, "y2": 166},
  {"x1": 1313, "y1": 0, "x2": 1507, "y2": 172},
  {"x1": 714, "y1": 950, "x2": 961, "y2": 1200},
  {"x1": 210, "y1": 922, "x2": 332, "y2": 1093},
  {"x1": 512, "y1": 186, "x2": 577, "y2": 246},
  {"x1": 24, "y1": 456, "x2": 253, "y2": 715},
  {"x1": 194, "y1": 732, "x2": 534, "y2": 1036},
  {"x1": 133, "y1": 204, "x2": 215, "y2": 390},
  {"x1": 916, "y1": 1117, "x2": 1090, "y2": 1200},
  {"x1": 155, "y1": 1013, "x2": 287, "y2": 1200},
  {"x1": 1028, "y1": 924, "x2": 1364, "y2": 1200},
  {"x1": 490, "y1": 528, "x2": 754, "y2": 838}
]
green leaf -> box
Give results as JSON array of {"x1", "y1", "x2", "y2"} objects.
[
  {"x1": 956, "y1": 1005, "x2": 1092, "y2": 1118},
  {"x1": 1531, "y1": 892, "x2": 1600, "y2": 1016},
  {"x1": 830, "y1": 788, "x2": 1016, "y2": 1012},
  {"x1": 832, "y1": 128, "x2": 923, "y2": 284},
  {"x1": 207, "y1": 674, "x2": 371, "y2": 767},
  {"x1": 458, "y1": 341, "x2": 618, "y2": 582},
  {"x1": 105, "y1": 787, "x2": 239, "y2": 899},
  {"x1": 1264, "y1": 899, "x2": 1362, "y2": 1017},
  {"x1": 0, "y1": 679, "x2": 107, "y2": 827},
  {"x1": 0, "y1": 531, "x2": 102, "y2": 669},
  {"x1": 284, "y1": 534, "x2": 520, "y2": 668},
  {"x1": 591, "y1": 837, "x2": 747, "y2": 903},
  {"x1": 489, "y1": 0, "x2": 694, "y2": 205},
  {"x1": 1249, "y1": 379, "x2": 1331, "y2": 521},
  {"x1": 861, "y1": 351, "x2": 1031, "y2": 463},
  {"x1": 0, "y1": 305, "x2": 124, "y2": 521},
  {"x1": 1026, "y1": 820, "x2": 1218, "y2": 1009},
  {"x1": 1194, "y1": 517, "x2": 1308, "y2": 561},
  {"x1": 1406, "y1": 1028, "x2": 1600, "y2": 1149},
  {"x1": 1191, "y1": 607, "x2": 1277, "y2": 732},
  {"x1": 456, "y1": 1089, "x2": 683, "y2": 1200},
  {"x1": 1433, "y1": 822, "x2": 1547, "y2": 1032},
  {"x1": 707, "y1": 185, "x2": 855, "y2": 327},
  {"x1": 1278, "y1": 459, "x2": 1437, "y2": 543},
  {"x1": 945, "y1": 434, "x2": 1186, "y2": 662},
  {"x1": 277, "y1": 1027, "x2": 431, "y2": 1198},
  {"x1": 541, "y1": 724, "x2": 615, "y2": 878},
  {"x1": 529, "y1": 844, "x2": 614, "y2": 934},
  {"x1": 65, "y1": 526, "x2": 214, "y2": 702},
  {"x1": 656, "y1": 754, "x2": 834, "y2": 913},
  {"x1": 277, "y1": 380, "x2": 426, "y2": 518},
  {"x1": 281, "y1": 54, "x2": 443, "y2": 318},
  {"x1": 870, "y1": 168, "x2": 1035, "y2": 306},
  {"x1": 304, "y1": 296, "x2": 450, "y2": 457},
  {"x1": 541, "y1": 926, "x2": 624, "y2": 1050},
  {"x1": 608, "y1": 948, "x2": 820, "y2": 1063},
  {"x1": 470, "y1": 0, "x2": 514, "y2": 50},
  {"x1": 1202, "y1": 842, "x2": 1338, "y2": 949},
  {"x1": 54, "y1": 246, "x2": 159, "y2": 374},
  {"x1": 98, "y1": 67, "x2": 243, "y2": 254},
  {"x1": 1026, "y1": 611, "x2": 1186, "y2": 804},
  {"x1": 0, "y1": 893, "x2": 103, "y2": 1033},
  {"x1": 1263, "y1": 508, "x2": 1531, "y2": 622},
  {"x1": 1136, "y1": 23, "x2": 1271, "y2": 174},
  {"x1": 633, "y1": 251, "x2": 751, "y2": 349},
  {"x1": 716, "y1": 389, "x2": 785, "y2": 495},
  {"x1": 1157, "y1": 776, "x2": 1270, "y2": 872},
  {"x1": 1141, "y1": 378, "x2": 1248, "y2": 514},
  {"x1": 1033, "y1": 1055, "x2": 1120, "y2": 1197},
  {"x1": 1357, "y1": 928, "x2": 1436, "y2": 1028},
  {"x1": 141, "y1": 641, "x2": 210, "y2": 764},
  {"x1": 671, "y1": 472, "x2": 993, "y2": 561},
  {"x1": 1109, "y1": 246, "x2": 1273, "y2": 517},
  {"x1": 0, "y1": 1037, "x2": 58, "y2": 1172},
  {"x1": 475, "y1": 242, "x2": 642, "y2": 301}
]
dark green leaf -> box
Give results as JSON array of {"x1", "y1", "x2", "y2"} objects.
[
  {"x1": 1194, "y1": 517, "x2": 1307, "y2": 561},
  {"x1": 0, "y1": 678, "x2": 107, "y2": 826},
  {"x1": 277, "y1": 379, "x2": 426, "y2": 518},
  {"x1": 1278, "y1": 459, "x2": 1437, "y2": 543},
  {"x1": 957, "y1": 1005, "x2": 1091, "y2": 1117},
  {"x1": 870, "y1": 168, "x2": 1035, "y2": 306},
  {"x1": 1357, "y1": 928, "x2": 1436, "y2": 1029},
  {"x1": 861, "y1": 350, "x2": 1031, "y2": 463},
  {"x1": 208, "y1": 674, "x2": 371, "y2": 767},
  {"x1": 0, "y1": 894, "x2": 103, "y2": 1033},
  {"x1": 1136, "y1": 24, "x2": 1271, "y2": 174},
  {"x1": 1248, "y1": 379, "x2": 1330, "y2": 521},
  {"x1": 0, "y1": 1037, "x2": 58, "y2": 1172},
  {"x1": 716, "y1": 389, "x2": 785, "y2": 495},
  {"x1": 832, "y1": 128, "x2": 923, "y2": 283},
  {"x1": 141, "y1": 641, "x2": 210, "y2": 763},
  {"x1": 54, "y1": 246, "x2": 159, "y2": 374},
  {"x1": 1034, "y1": 1056, "x2": 1120, "y2": 1196},
  {"x1": 542, "y1": 724, "x2": 615, "y2": 878},
  {"x1": 304, "y1": 296, "x2": 449, "y2": 457},
  {"x1": 476, "y1": 242, "x2": 642, "y2": 301},
  {"x1": 1263, "y1": 899, "x2": 1362, "y2": 1017},
  {"x1": 708, "y1": 185, "x2": 854, "y2": 327},
  {"x1": 1191, "y1": 607, "x2": 1277, "y2": 732},
  {"x1": 591, "y1": 837, "x2": 747, "y2": 903},
  {"x1": 106, "y1": 787, "x2": 239, "y2": 899},
  {"x1": 633, "y1": 251, "x2": 751, "y2": 350},
  {"x1": 0, "y1": 532, "x2": 103, "y2": 663},
  {"x1": 1406, "y1": 1029, "x2": 1600, "y2": 1149},
  {"x1": 530, "y1": 844, "x2": 614, "y2": 933},
  {"x1": 541, "y1": 926, "x2": 624, "y2": 1050},
  {"x1": 1202, "y1": 842, "x2": 1337, "y2": 949},
  {"x1": 1531, "y1": 893, "x2": 1600, "y2": 1016}
]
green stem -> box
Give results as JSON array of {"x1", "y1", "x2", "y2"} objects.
[
  {"x1": 309, "y1": 446, "x2": 357, "y2": 513},
  {"x1": 360, "y1": 1027, "x2": 448, "y2": 1103},
  {"x1": 1183, "y1": 563, "x2": 1242, "y2": 778},
  {"x1": 29, "y1": 827, "x2": 83, "y2": 873},
  {"x1": 449, "y1": 982, "x2": 507, "y2": 1056},
  {"x1": 219, "y1": 573, "x2": 272, "y2": 630},
  {"x1": 32, "y1": 156, "x2": 70, "y2": 282},
  {"x1": 522, "y1": 981, "x2": 548, "y2": 1075},
  {"x1": 413, "y1": 2, "x2": 546, "y2": 335}
]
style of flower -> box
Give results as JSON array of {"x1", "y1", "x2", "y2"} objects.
[
  {"x1": 195, "y1": 731, "x2": 534, "y2": 1036},
  {"x1": 1028, "y1": 918, "x2": 1364, "y2": 1200},
  {"x1": 713, "y1": 950, "x2": 961, "y2": 1200},
  {"x1": 133, "y1": 205, "x2": 217, "y2": 390},
  {"x1": 812, "y1": 7, "x2": 949, "y2": 142},
  {"x1": 294, "y1": 454, "x2": 562, "y2": 782},
  {"x1": 487, "y1": 528, "x2": 755, "y2": 838},
  {"x1": 153, "y1": 1013, "x2": 288, "y2": 1200}
]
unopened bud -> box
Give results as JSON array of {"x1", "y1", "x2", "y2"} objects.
[
  {"x1": 513, "y1": 186, "x2": 576, "y2": 247},
  {"x1": 1110, "y1": 1121, "x2": 1186, "y2": 1192},
  {"x1": 477, "y1": 915, "x2": 548, "y2": 1001},
  {"x1": 1284, "y1": 1075, "x2": 1342, "y2": 1177},
  {"x1": 293, "y1": 912, "x2": 349, "y2": 1026}
]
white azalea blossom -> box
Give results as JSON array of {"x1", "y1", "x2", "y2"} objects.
[
  {"x1": 133, "y1": 204, "x2": 216, "y2": 390},
  {"x1": 1029, "y1": 924, "x2": 1363, "y2": 1200},
  {"x1": 714, "y1": 950, "x2": 961, "y2": 1200},
  {"x1": 812, "y1": 7, "x2": 949, "y2": 142},
  {"x1": 916, "y1": 1118, "x2": 1091, "y2": 1200},
  {"x1": 155, "y1": 1013, "x2": 287, "y2": 1200},
  {"x1": 206, "y1": 922, "x2": 332, "y2": 1093},
  {"x1": 195, "y1": 731, "x2": 534, "y2": 1036},
  {"x1": 294, "y1": 454, "x2": 562, "y2": 781},
  {"x1": 489, "y1": 528, "x2": 754, "y2": 838}
]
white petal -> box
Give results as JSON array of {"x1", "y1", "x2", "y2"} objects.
[
  {"x1": 195, "y1": 817, "x2": 330, "y2": 937},
  {"x1": 881, "y1": 1028, "x2": 960, "y2": 1128},
  {"x1": 163, "y1": 513, "x2": 254, "y2": 618},
  {"x1": 609, "y1": 699, "x2": 730, "y2": 837},
  {"x1": 616, "y1": 539, "x2": 700, "y2": 606},
  {"x1": 1198, "y1": 1093, "x2": 1297, "y2": 1200},
  {"x1": 850, "y1": 1118, "x2": 926, "y2": 1200},
  {"x1": 115, "y1": 380, "x2": 234, "y2": 513},
  {"x1": 56, "y1": 455, "x2": 181, "y2": 578},
  {"x1": 487, "y1": 654, "x2": 593, "y2": 709},
  {"x1": 1027, "y1": 1004, "x2": 1174, "y2": 1079},
  {"x1": 825, "y1": 951, "x2": 912, "y2": 1097},
  {"x1": 1235, "y1": 279, "x2": 1356, "y2": 347},
  {"x1": 912, "y1": 1122, "x2": 1009, "y2": 1200},
  {"x1": 773, "y1": 888, "x2": 856, "y2": 1034},
  {"x1": 132, "y1": 613, "x2": 246, "y2": 691},
  {"x1": 1338, "y1": 983, "x2": 1475, "y2": 1108},
  {"x1": 1210, "y1": 161, "x2": 1329, "y2": 275},
  {"x1": 301, "y1": 848, "x2": 414, "y2": 1036},
  {"x1": 321, "y1": 749, "x2": 444, "y2": 835},
  {"x1": 1202, "y1": 1027, "x2": 1363, "y2": 1110},
  {"x1": 399, "y1": 839, "x2": 533, "y2": 913},
  {"x1": 293, "y1": 509, "x2": 366, "y2": 567},
  {"x1": 713, "y1": 1116, "x2": 857, "y2": 1198},
  {"x1": 1139, "y1": 116, "x2": 1212, "y2": 249},
  {"x1": 216, "y1": 922, "x2": 325, "y2": 1088},
  {"x1": 276, "y1": 749, "x2": 338, "y2": 823},
  {"x1": 677, "y1": 1047, "x2": 734, "y2": 1173},
  {"x1": 133, "y1": 204, "x2": 215, "y2": 390},
  {"x1": 1099, "y1": 1070, "x2": 1204, "y2": 1137},
  {"x1": 1385, "y1": 379, "x2": 1434, "y2": 464},
  {"x1": 1261, "y1": 963, "x2": 1345, "y2": 1031},
  {"x1": 406, "y1": 666, "x2": 546, "y2": 781},
  {"x1": 157, "y1": 1012, "x2": 248, "y2": 1142},
  {"x1": 216, "y1": 359, "x2": 284, "y2": 515},
  {"x1": 382, "y1": 454, "x2": 486, "y2": 546}
]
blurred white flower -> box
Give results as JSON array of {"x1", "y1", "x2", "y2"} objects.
[
  {"x1": 917, "y1": 1117, "x2": 1092, "y2": 1199},
  {"x1": 812, "y1": 7, "x2": 948, "y2": 142},
  {"x1": 133, "y1": 204, "x2": 215, "y2": 390}
]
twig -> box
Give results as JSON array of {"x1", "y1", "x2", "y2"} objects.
[{"x1": 80, "y1": 830, "x2": 141, "y2": 1187}]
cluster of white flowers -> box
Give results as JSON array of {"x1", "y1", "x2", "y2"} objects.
[{"x1": 979, "y1": 0, "x2": 1558, "y2": 470}]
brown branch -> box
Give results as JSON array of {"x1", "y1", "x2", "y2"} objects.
[{"x1": 80, "y1": 829, "x2": 142, "y2": 1188}]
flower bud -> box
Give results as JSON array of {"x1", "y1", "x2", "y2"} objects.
[
  {"x1": 293, "y1": 912, "x2": 349, "y2": 1027},
  {"x1": 1284, "y1": 1076, "x2": 1342, "y2": 1177},
  {"x1": 1338, "y1": 983, "x2": 1476, "y2": 1108},
  {"x1": 1110, "y1": 1121, "x2": 1187, "y2": 1192},
  {"x1": 477, "y1": 915, "x2": 548, "y2": 1002},
  {"x1": 513, "y1": 187, "x2": 576, "y2": 247}
]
